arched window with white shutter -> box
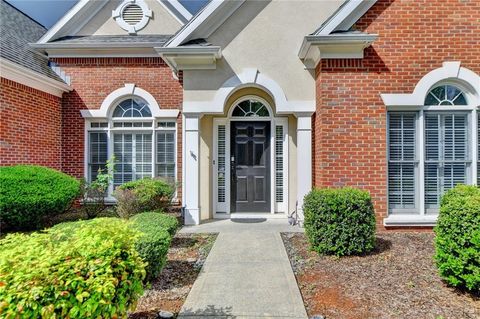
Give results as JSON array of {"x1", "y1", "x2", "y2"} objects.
[{"x1": 383, "y1": 62, "x2": 480, "y2": 226}]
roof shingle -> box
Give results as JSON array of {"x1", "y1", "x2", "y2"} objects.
[{"x1": 0, "y1": 0, "x2": 63, "y2": 82}]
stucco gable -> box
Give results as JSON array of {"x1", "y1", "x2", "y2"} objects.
[{"x1": 39, "y1": 0, "x2": 190, "y2": 43}]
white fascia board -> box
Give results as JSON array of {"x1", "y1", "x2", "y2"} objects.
[
  {"x1": 166, "y1": 0, "x2": 245, "y2": 47},
  {"x1": 31, "y1": 42, "x2": 171, "y2": 49},
  {"x1": 0, "y1": 58, "x2": 72, "y2": 97},
  {"x1": 38, "y1": 0, "x2": 108, "y2": 44},
  {"x1": 31, "y1": 42, "x2": 167, "y2": 58},
  {"x1": 155, "y1": 46, "x2": 222, "y2": 57},
  {"x1": 316, "y1": 0, "x2": 377, "y2": 35}
]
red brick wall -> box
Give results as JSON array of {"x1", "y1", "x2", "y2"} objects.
[
  {"x1": 54, "y1": 57, "x2": 183, "y2": 196},
  {"x1": 314, "y1": 0, "x2": 480, "y2": 229},
  {"x1": 0, "y1": 78, "x2": 62, "y2": 169}
]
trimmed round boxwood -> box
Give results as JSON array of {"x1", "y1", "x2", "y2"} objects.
[
  {"x1": 0, "y1": 165, "x2": 80, "y2": 230},
  {"x1": 303, "y1": 187, "x2": 376, "y2": 256},
  {"x1": 434, "y1": 185, "x2": 480, "y2": 293},
  {"x1": 130, "y1": 212, "x2": 178, "y2": 282},
  {"x1": 0, "y1": 218, "x2": 146, "y2": 318}
]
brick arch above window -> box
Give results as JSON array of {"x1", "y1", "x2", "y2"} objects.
[
  {"x1": 381, "y1": 62, "x2": 480, "y2": 109},
  {"x1": 80, "y1": 83, "x2": 179, "y2": 119}
]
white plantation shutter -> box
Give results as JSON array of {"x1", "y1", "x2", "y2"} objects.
[
  {"x1": 113, "y1": 133, "x2": 152, "y2": 187},
  {"x1": 275, "y1": 125, "x2": 284, "y2": 203},
  {"x1": 135, "y1": 133, "x2": 152, "y2": 180},
  {"x1": 156, "y1": 131, "x2": 176, "y2": 181},
  {"x1": 88, "y1": 132, "x2": 108, "y2": 182},
  {"x1": 424, "y1": 113, "x2": 469, "y2": 210},
  {"x1": 388, "y1": 113, "x2": 417, "y2": 211},
  {"x1": 217, "y1": 125, "x2": 226, "y2": 205}
]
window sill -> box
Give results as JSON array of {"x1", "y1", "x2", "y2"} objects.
[{"x1": 383, "y1": 214, "x2": 438, "y2": 227}]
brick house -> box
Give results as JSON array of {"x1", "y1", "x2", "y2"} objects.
[{"x1": 1, "y1": 0, "x2": 479, "y2": 229}]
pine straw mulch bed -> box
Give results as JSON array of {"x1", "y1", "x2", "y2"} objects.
[
  {"x1": 130, "y1": 233, "x2": 218, "y2": 319},
  {"x1": 281, "y1": 232, "x2": 479, "y2": 319}
]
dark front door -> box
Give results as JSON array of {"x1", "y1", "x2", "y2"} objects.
[{"x1": 231, "y1": 121, "x2": 271, "y2": 212}]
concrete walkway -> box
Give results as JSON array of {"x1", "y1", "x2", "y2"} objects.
[{"x1": 178, "y1": 219, "x2": 307, "y2": 319}]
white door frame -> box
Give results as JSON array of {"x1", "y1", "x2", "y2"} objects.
[{"x1": 212, "y1": 96, "x2": 289, "y2": 218}]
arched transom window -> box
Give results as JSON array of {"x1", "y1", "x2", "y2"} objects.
[
  {"x1": 112, "y1": 97, "x2": 152, "y2": 117},
  {"x1": 231, "y1": 99, "x2": 270, "y2": 117},
  {"x1": 424, "y1": 84, "x2": 468, "y2": 106}
]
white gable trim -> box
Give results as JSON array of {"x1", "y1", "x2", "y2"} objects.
[
  {"x1": 161, "y1": 0, "x2": 193, "y2": 22},
  {"x1": 316, "y1": 0, "x2": 377, "y2": 35},
  {"x1": 166, "y1": 0, "x2": 245, "y2": 47},
  {"x1": 38, "y1": 0, "x2": 107, "y2": 44},
  {"x1": 0, "y1": 58, "x2": 71, "y2": 97},
  {"x1": 80, "y1": 83, "x2": 179, "y2": 118},
  {"x1": 39, "y1": 0, "x2": 189, "y2": 44},
  {"x1": 381, "y1": 62, "x2": 480, "y2": 108},
  {"x1": 182, "y1": 69, "x2": 315, "y2": 115}
]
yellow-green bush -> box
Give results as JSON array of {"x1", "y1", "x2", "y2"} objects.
[{"x1": 0, "y1": 218, "x2": 146, "y2": 318}]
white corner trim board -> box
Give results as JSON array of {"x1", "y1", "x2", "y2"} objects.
[
  {"x1": 80, "y1": 83, "x2": 179, "y2": 119},
  {"x1": 0, "y1": 58, "x2": 72, "y2": 97},
  {"x1": 382, "y1": 62, "x2": 480, "y2": 108}
]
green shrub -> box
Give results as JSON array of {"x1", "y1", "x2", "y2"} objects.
[
  {"x1": 434, "y1": 185, "x2": 480, "y2": 292},
  {"x1": 0, "y1": 218, "x2": 146, "y2": 318},
  {"x1": 303, "y1": 187, "x2": 376, "y2": 256},
  {"x1": 115, "y1": 178, "x2": 174, "y2": 218},
  {"x1": 0, "y1": 165, "x2": 80, "y2": 230},
  {"x1": 131, "y1": 212, "x2": 178, "y2": 282}
]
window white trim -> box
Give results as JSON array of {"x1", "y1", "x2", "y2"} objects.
[
  {"x1": 382, "y1": 62, "x2": 480, "y2": 108},
  {"x1": 383, "y1": 62, "x2": 480, "y2": 226},
  {"x1": 84, "y1": 86, "x2": 179, "y2": 199},
  {"x1": 81, "y1": 84, "x2": 179, "y2": 119}
]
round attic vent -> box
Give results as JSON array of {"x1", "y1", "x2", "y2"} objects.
[
  {"x1": 113, "y1": 0, "x2": 152, "y2": 34},
  {"x1": 122, "y1": 3, "x2": 143, "y2": 26}
]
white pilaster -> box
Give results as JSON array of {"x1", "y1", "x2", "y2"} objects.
[
  {"x1": 296, "y1": 113, "x2": 313, "y2": 220},
  {"x1": 184, "y1": 114, "x2": 201, "y2": 225}
]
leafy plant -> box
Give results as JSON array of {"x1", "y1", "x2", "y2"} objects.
[
  {"x1": 434, "y1": 184, "x2": 480, "y2": 293},
  {"x1": 81, "y1": 158, "x2": 115, "y2": 219},
  {"x1": 303, "y1": 187, "x2": 376, "y2": 256},
  {"x1": 130, "y1": 212, "x2": 178, "y2": 282},
  {"x1": 0, "y1": 165, "x2": 80, "y2": 230},
  {"x1": 115, "y1": 178, "x2": 175, "y2": 219},
  {"x1": 0, "y1": 218, "x2": 146, "y2": 318}
]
